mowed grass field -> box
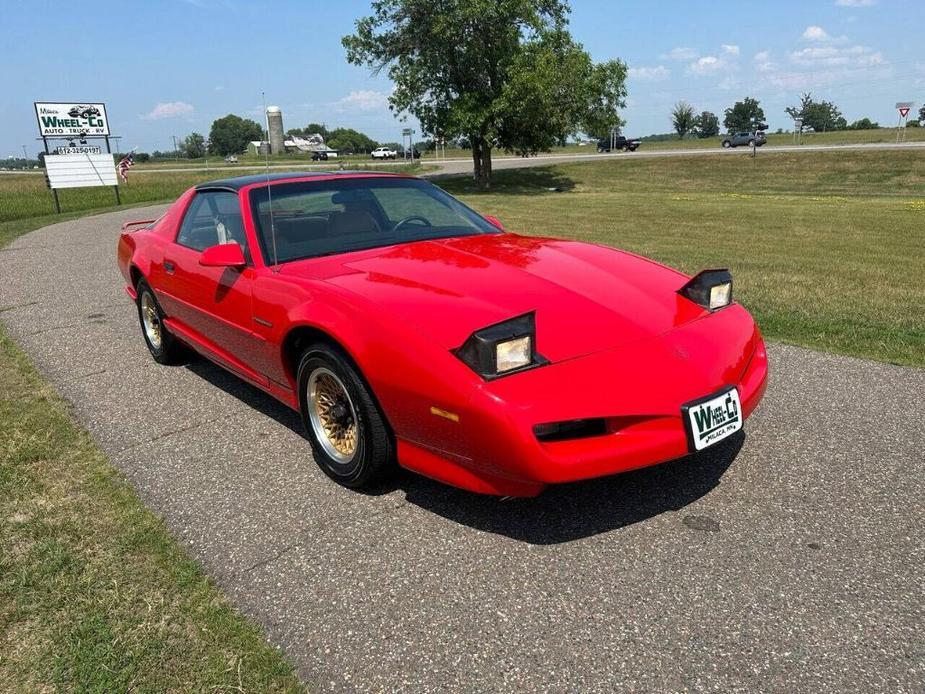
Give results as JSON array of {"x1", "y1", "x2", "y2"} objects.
[{"x1": 441, "y1": 149, "x2": 925, "y2": 367}]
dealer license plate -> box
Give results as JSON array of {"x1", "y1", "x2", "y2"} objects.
[{"x1": 683, "y1": 387, "x2": 742, "y2": 451}]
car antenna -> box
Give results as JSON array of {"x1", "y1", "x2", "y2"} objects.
[{"x1": 262, "y1": 91, "x2": 280, "y2": 273}]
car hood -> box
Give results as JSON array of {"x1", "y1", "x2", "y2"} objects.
[{"x1": 284, "y1": 233, "x2": 708, "y2": 362}]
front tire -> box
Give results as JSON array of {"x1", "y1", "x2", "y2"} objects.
[
  {"x1": 722, "y1": 140, "x2": 732, "y2": 148},
  {"x1": 136, "y1": 278, "x2": 184, "y2": 364},
  {"x1": 297, "y1": 343, "x2": 395, "y2": 489}
]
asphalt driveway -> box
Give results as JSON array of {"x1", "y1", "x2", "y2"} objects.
[{"x1": 1, "y1": 207, "x2": 922, "y2": 692}]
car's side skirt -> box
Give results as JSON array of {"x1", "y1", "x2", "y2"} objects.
[{"x1": 163, "y1": 317, "x2": 298, "y2": 410}]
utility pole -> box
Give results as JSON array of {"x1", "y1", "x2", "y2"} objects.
[
  {"x1": 21, "y1": 144, "x2": 27, "y2": 161},
  {"x1": 172, "y1": 135, "x2": 179, "y2": 160}
]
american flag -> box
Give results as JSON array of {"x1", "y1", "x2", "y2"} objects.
[{"x1": 117, "y1": 151, "x2": 135, "y2": 182}]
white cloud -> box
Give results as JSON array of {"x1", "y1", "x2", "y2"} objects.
[
  {"x1": 142, "y1": 101, "x2": 194, "y2": 120},
  {"x1": 761, "y1": 41, "x2": 890, "y2": 90},
  {"x1": 753, "y1": 51, "x2": 775, "y2": 73},
  {"x1": 660, "y1": 47, "x2": 698, "y2": 61},
  {"x1": 628, "y1": 65, "x2": 670, "y2": 81},
  {"x1": 688, "y1": 55, "x2": 724, "y2": 75},
  {"x1": 802, "y1": 25, "x2": 831, "y2": 41},
  {"x1": 328, "y1": 90, "x2": 389, "y2": 112},
  {"x1": 835, "y1": 0, "x2": 874, "y2": 6},
  {"x1": 722, "y1": 44, "x2": 740, "y2": 55},
  {"x1": 789, "y1": 44, "x2": 883, "y2": 67}
]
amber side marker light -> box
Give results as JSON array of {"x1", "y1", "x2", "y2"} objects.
[{"x1": 430, "y1": 406, "x2": 460, "y2": 423}]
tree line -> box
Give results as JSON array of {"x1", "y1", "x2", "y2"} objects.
[
  {"x1": 669, "y1": 93, "x2": 913, "y2": 140},
  {"x1": 164, "y1": 115, "x2": 404, "y2": 160}
]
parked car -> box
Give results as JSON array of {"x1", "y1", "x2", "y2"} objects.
[
  {"x1": 722, "y1": 131, "x2": 767, "y2": 148},
  {"x1": 68, "y1": 105, "x2": 101, "y2": 119},
  {"x1": 311, "y1": 151, "x2": 329, "y2": 161},
  {"x1": 117, "y1": 171, "x2": 767, "y2": 497},
  {"x1": 223, "y1": 155, "x2": 238, "y2": 164},
  {"x1": 597, "y1": 136, "x2": 640, "y2": 153},
  {"x1": 371, "y1": 146, "x2": 397, "y2": 160}
]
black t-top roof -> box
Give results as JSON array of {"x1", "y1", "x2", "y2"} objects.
[{"x1": 195, "y1": 170, "x2": 404, "y2": 191}]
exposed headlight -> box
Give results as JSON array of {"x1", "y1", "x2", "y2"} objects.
[
  {"x1": 679, "y1": 269, "x2": 733, "y2": 311},
  {"x1": 496, "y1": 335, "x2": 532, "y2": 373},
  {"x1": 455, "y1": 312, "x2": 547, "y2": 379},
  {"x1": 709, "y1": 281, "x2": 732, "y2": 310}
]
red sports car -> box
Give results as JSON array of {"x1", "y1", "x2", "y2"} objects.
[{"x1": 117, "y1": 171, "x2": 767, "y2": 497}]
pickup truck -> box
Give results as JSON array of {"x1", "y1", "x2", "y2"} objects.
[
  {"x1": 597, "y1": 136, "x2": 640, "y2": 153},
  {"x1": 371, "y1": 146, "x2": 397, "y2": 160}
]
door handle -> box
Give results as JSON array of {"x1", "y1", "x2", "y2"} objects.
[{"x1": 164, "y1": 260, "x2": 175, "y2": 274}]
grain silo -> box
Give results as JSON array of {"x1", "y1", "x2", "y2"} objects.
[{"x1": 266, "y1": 106, "x2": 285, "y2": 155}]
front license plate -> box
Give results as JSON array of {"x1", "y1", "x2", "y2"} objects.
[{"x1": 683, "y1": 387, "x2": 742, "y2": 451}]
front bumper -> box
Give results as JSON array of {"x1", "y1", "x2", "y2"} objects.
[{"x1": 398, "y1": 304, "x2": 768, "y2": 496}]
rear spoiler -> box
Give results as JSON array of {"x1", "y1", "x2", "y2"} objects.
[{"x1": 121, "y1": 219, "x2": 156, "y2": 232}]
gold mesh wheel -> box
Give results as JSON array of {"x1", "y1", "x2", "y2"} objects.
[
  {"x1": 307, "y1": 367, "x2": 358, "y2": 464},
  {"x1": 140, "y1": 291, "x2": 162, "y2": 350}
]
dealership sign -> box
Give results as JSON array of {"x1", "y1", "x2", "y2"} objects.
[{"x1": 34, "y1": 102, "x2": 110, "y2": 137}]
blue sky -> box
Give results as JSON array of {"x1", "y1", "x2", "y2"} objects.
[{"x1": 2, "y1": 0, "x2": 922, "y2": 157}]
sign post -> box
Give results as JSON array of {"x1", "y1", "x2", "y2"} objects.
[
  {"x1": 895, "y1": 102, "x2": 914, "y2": 143},
  {"x1": 402, "y1": 127, "x2": 415, "y2": 161},
  {"x1": 34, "y1": 102, "x2": 120, "y2": 213}
]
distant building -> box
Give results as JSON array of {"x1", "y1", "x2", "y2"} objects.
[{"x1": 284, "y1": 134, "x2": 338, "y2": 157}]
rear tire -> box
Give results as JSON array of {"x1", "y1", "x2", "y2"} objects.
[
  {"x1": 722, "y1": 140, "x2": 732, "y2": 148},
  {"x1": 136, "y1": 278, "x2": 185, "y2": 364},
  {"x1": 297, "y1": 343, "x2": 396, "y2": 489},
  {"x1": 748, "y1": 139, "x2": 755, "y2": 146}
]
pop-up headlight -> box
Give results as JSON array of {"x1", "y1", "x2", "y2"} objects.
[
  {"x1": 679, "y1": 269, "x2": 733, "y2": 311},
  {"x1": 455, "y1": 312, "x2": 546, "y2": 379}
]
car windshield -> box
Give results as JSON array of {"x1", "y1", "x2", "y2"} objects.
[{"x1": 249, "y1": 177, "x2": 499, "y2": 264}]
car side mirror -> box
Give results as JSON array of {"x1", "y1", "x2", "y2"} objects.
[
  {"x1": 484, "y1": 215, "x2": 505, "y2": 231},
  {"x1": 200, "y1": 243, "x2": 246, "y2": 268}
]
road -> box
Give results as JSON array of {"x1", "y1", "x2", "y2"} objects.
[
  {"x1": 1, "y1": 208, "x2": 923, "y2": 692},
  {"x1": 4, "y1": 140, "x2": 924, "y2": 176}
]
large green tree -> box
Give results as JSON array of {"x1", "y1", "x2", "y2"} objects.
[
  {"x1": 343, "y1": 0, "x2": 627, "y2": 188},
  {"x1": 325, "y1": 127, "x2": 379, "y2": 153},
  {"x1": 287, "y1": 122, "x2": 330, "y2": 139},
  {"x1": 208, "y1": 114, "x2": 263, "y2": 156},
  {"x1": 724, "y1": 97, "x2": 765, "y2": 133},
  {"x1": 671, "y1": 102, "x2": 696, "y2": 139},
  {"x1": 847, "y1": 117, "x2": 879, "y2": 130},
  {"x1": 696, "y1": 111, "x2": 720, "y2": 138},
  {"x1": 785, "y1": 92, "x2": 846, "y2": 133},
  {"x1": 181, "y1": 132, "x2": 207, "y2": 159}
]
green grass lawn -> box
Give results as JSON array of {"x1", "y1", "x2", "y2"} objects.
[{"x1": 442, "y1": 149, "x2": 925, "y2": 367}]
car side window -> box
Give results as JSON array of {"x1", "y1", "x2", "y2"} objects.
[{"x1": 176, "y1": 191, "x2": 247, "y2": 253}]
